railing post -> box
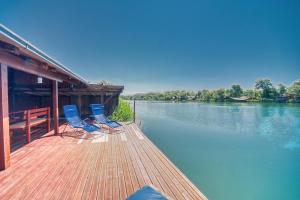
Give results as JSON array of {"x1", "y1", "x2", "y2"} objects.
[
  {"x1": 133, "y1": 100, "x2": 136, "y2": 123},
  {"x1": 52, "y1": 80, "x2": 59, "y2": 135},
  {"x1": 77, "y1": 95, "x2": 82, "y2": 117},
  {"x1": 47, "y1": 107, "x2": 51, "y2": 132},
  {"x1": 101, "y1": 94, "x2": 104, "y2": 104},
  {"x1": 0, "y1": 63, "x2": 10, "y2": 170},
  {"x1": 26, "y1": 110, "x2": 31, "y2": 143}
]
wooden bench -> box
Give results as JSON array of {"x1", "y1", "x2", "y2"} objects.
[{"x1": 9, "y1": 107, "x2": 51, "y2": 143}]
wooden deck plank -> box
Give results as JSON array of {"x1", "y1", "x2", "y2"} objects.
[
  {"x1": 23, "y1": 144, "x2": 75, "y2": 200},
  {"x1": 125, "y1": 125, "x2": 183, "y2": 199},
  {"x1": 85, "y1": 140, "x2": 106, "y2": 200},
  {"x1": 118, "y1": 129, "x2": 139, "y2": 194},
  {"x1": 81, "y1": 141, "x2": 104, "y2": 199},
  {"x1": 95, "y1": 136, "x2": 109, "y2": 200},
  {"x1": 43, "y1": 144, "x2": 86, "y2": 200},
  {"x1": 124, "y1": 125, "x2": 173, "y2": 194},
  {"x1": 54, "y1": 144, "x2": 92, "y2": 200},
  {"x1": 0, "y1": 124, "x2": 207, "y2": 200},
  {"x1": 105, "y1": 134, "x2": 113, "y2": 200},
  {"x1": 115, "y1": 133, "x2": 127, "y2": 199},
  {"x1": 0, "y1": 145, "x2": 59, "y2": 199},
  {"x1": 131, "y1": 124, "x2": 207, "y2": 200},
  {"x1": 131, "y1": 125, "x2": 195, "y2": 199},
  {"x1": 111, "y1": 133, "x2": 119, "y2": 200},
  {"x1": 94, "y1": 135, "x2": 109, "y2": 200},
  {"x1": 71, "y1": 144, "x2": 99, "y2": 199},
  {"x1": 46, "y1": 142, "x2": 87, "y2": 199},
  {"x1": 127, "y1": 135, "x2": 152, "y2": 186},
  {"x1": 64, "y1": 143, "x2": 96, "y2": 200},
  {"x1": 2, "y1": 133, "x2": 58, "y2": 182},
  {"x1": 130, "y1": 124, "x2": 197, "y2": 199},
  {"x1": 121, "y1": 132, "x2": 146, "y2": 188}
]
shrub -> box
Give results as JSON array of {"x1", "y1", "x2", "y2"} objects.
[{"x1": 110, "y1": 99, "x2": 133, "y2": 122}]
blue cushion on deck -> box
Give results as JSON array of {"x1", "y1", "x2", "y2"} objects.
[
  {"x1": 126, "y1": 185, "x2": 168, "y2": 200},
  {"x1": 63, "y1": 104, "x2": 100, "y2": 133},
  {"x1": 81, "y1": 124, "x2": 99, "y2": 133},
  {"x1": 105, "y1": 121, "x2": 121, "y2": 128},
  {"x1": 89, "y1": 104, "x2": 121, "y2": 128},
  {"x1": 63, "y1": 105, "x2": 82, "y2": 127},
  {"x1": 90, "y1": 104, "x2": 105, "y2": 115}
]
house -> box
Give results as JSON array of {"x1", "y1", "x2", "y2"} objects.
[{"x1": 0, "y1": 24, "x2": 123, "y2": 170}]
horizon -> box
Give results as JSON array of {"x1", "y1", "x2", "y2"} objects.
[
  {"x1": 1, "y1": 0, "x2": 299, "y2": 94},
  {"x1": 122, "y1": 78, "x2": 299, "y2": 95}
]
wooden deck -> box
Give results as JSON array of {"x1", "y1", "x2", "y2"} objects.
[{"x1": 0, "y1": 123, "x2": 207, "y2": 200}]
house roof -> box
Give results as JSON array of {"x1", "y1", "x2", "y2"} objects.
[{"x1": 0, "y1": 24, "x2": 88, "y2": 84}]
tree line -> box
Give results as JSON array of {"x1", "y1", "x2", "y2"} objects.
[{"x1": 122, "y1": 79, "x2": 300, "y2": 103}]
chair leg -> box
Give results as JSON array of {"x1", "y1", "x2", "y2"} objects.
[
  {"x1": 75, "y1": 128, "x2": 82, "y2": 135},
  {"x1": 118, "y1": 125, "x2": 125, "y2": 133},
  {"x1": 62, "y1": 124, "x2": 68, "y2": 136},
  {"x1": 26, "y1": 125, "x2": 31, "y2": 143}
]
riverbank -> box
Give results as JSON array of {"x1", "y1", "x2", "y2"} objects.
[
  {"x1": 123, "y1": 98, "x2": 300, "y2": 104},
  {"x1": 123, "y1": 79, "x2": 300, "y2": 103}
]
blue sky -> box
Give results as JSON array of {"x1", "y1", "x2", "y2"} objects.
[{"x1": 1, "y1": 0, "x2": 299, "y2": 94}]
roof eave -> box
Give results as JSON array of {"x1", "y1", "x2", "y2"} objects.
[{"x1": 0, "y1": 24, "x2": 89, "y2": 85}]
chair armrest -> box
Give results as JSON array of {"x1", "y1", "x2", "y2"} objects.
[
  {"x1": 82, "y1": 119, "x2": 89, "y2": 125},
  {"x1": 109, "y1": 120, "x2": 121, "y2": 125}
]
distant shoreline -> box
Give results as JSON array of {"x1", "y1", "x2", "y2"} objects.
[
  {"x1": 123, "y1": 99, "x2": 300, "y2": 104},
  {"x1": 122, "y1": 79, "x2": 300, "y2": 103}
]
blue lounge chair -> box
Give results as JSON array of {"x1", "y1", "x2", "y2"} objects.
[
  {"x1": 63, "y1": 105, "x2": 100, "y2": 134},
  {"x1": 89, "y1": 104, "x2": 121, "y2": 129},
  {"x1": 126, "y1": 185, "x2": 168, "y2": 200}
]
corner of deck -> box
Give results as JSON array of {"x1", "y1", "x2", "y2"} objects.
[{"x1": 0, "y1": 123, "x2": 208, "y2": 200}]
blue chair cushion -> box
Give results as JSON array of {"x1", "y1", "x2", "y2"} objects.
[
  {"x1": 126, "y1": 185, "x2": 168, "y2": 200},
  {"x1": 90, "y1": 104, "x2": 121, "y2": 128},
  {"x1": 90, "y1": 104, "x2": 105, "y2": 115},
  {"x1": 81, "y1": 124, "x2": 99, "y2": 133},
  {"x1": 63, "y1": 104, "x2": 100, "y2": 133}
]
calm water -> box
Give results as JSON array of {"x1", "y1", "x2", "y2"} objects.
[{"x1": 134, "y1": 101, "x2": 300, "y2": 200}]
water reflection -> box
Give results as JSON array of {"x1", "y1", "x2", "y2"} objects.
[
  {"x1": 257, "y1": 104, "x2": 300, "y2": 149},
  {"x1": 135, "y1": 101, "x2": 300, "y2": 150}
]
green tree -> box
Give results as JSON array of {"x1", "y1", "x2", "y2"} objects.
[
  {"x1": 230, "y1": 85, "x2": 243, "y2": 97},
  {"x1": 255, "y1": 79, "x2": 273, "y2": 99},
  {"x1": 269, "y1": 87, "x2": 279, "y2": 99},
  {"x1": 200, "y1": 90, "x2": 211, "y2": 101},
  {"x1": 122, "y1": 79, "x2": 300, "y2": 103},
  {"x1": 278, "y1": 84, "x2": 287, "y2": 96},
  {"x1": 164, "y1": 91, "x2": 173, "y2": 101},
  {"x1": 224, "y1": 89, "x2": 231, "y2": 98},
  {"x1": 211, "y1": 89, "x2": 225, "y2": 102},
  {"x1": 241, "y1": 89, "x2": 261, "y2": 101},
  {"x1": 243, "y1": 89, "x2": 254, "y2": 99},
  {"x1": 196, "y1": 91, "x2": 202, "y2": 100},
  {"x1": 178, "y1": 91, "x2": 188, "y2": 101},
  {"x1": 288, "y1": 80, "x2": 300, "y2": 97}
]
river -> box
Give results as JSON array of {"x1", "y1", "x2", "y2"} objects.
[{"x1": 133, "y1": 101, "x2": 300, "y2": 200}]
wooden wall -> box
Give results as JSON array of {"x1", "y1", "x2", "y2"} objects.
[
  {"x1": 8, "y1": 69, "x2": 52, "y2": 113},
  {"x1": 8, "y1": 68, "x2": 120, "y2": 119},
  {"x1": 68, "y1": 95, "x2": 119, "y2": 117}
]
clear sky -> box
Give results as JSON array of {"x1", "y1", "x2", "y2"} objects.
[{"x1": 1, "y1": 0, "x2": 299, "y2": 94}]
